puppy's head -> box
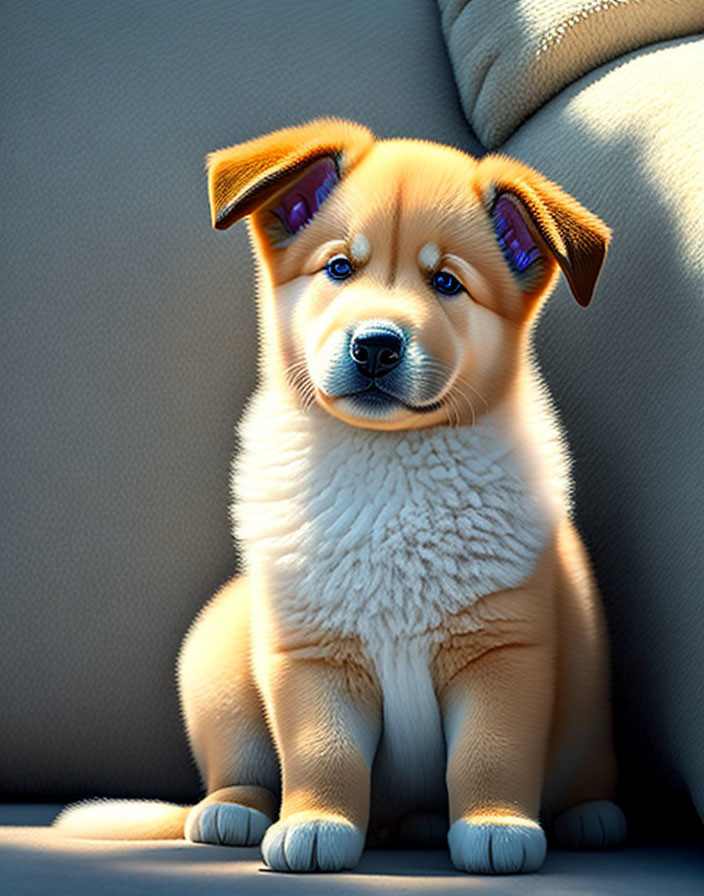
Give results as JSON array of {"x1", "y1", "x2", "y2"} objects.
[{"x1": 208, "y1": 119, "x2": 609, "y2": 430}]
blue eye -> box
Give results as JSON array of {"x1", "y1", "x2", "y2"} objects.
[
  {"x1": 432, "y1": 270, "x2": 463, "y2": 297},
  {"x1": 326, "y1": 255, "x2": 353, "y2": 281}
]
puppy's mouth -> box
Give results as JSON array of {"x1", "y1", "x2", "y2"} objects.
[
  {"x1": 311, "y1": 329, "x2": 451, "y2": 422},
  {"x1": 336, "y1": 383, "x2": 443, "y2": 414}
]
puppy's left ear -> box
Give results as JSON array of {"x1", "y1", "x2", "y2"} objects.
[{"x1": 477, "y1": 155, "x2": 611, "y2": 307}]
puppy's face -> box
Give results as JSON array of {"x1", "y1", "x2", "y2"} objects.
[{"x1": 208, "y1": 121, "x2": 609, "y2": 431}]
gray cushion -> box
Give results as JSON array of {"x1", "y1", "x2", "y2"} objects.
[{"x1": 0, "y1": 0, "x2": 480, "y2": 802}]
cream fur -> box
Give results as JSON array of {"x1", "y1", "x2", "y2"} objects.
[
  {"x1": 349, "y1": 232, "x2": 371, "y2": 264},
  {"x1": 418, "y1": 241, "x2": 441, "y2": 271},
  {"x1": 367, "y1": 637, "x2": 445, "y2": 816},
  {"x1": 55, "y1": 800, "x2": 189, "y2": 840}
]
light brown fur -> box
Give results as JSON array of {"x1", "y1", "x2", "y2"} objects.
[{"x1": 55, "y1": 118, "x2": 625, "y2": 873}]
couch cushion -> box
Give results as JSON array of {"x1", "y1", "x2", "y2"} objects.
[
  {"x1": 438, "y1": 0, "x2": 704, "y2": 147},
  {"x1": 498, "y1": 34, "x2": 704, "y2": 836}
]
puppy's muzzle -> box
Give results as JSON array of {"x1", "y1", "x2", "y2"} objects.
[{"x1": 349, "y1": 323, "x2": 405, "y2": 380}]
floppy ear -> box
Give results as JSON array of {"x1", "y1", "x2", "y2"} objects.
[
  {"x1": 206, "y1": 118, "x2": 374, "y2": 238},
  {"x1": 477, "y1": 155, "x2": 611, "y2": 307}
]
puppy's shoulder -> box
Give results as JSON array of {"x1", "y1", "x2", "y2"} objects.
[{"x1": 499, "y1": 363, "x2": 574, "y2": 526}]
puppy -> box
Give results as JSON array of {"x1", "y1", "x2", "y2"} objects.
[{"x1": 56, "y1": 118, "x2": 627, "y2": 874}]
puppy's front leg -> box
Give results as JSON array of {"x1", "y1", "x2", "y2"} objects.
[
  {"x1": 259, "y1": 648, "x2": 381, "y2": 872},
  {"x1": 441, "y1": 636, "x2": 554, "y2": 874}
]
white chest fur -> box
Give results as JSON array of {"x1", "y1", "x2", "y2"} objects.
[
  {"x1": 233, "y1": 386, "x2": 568, "y2": 646},
  {"x1": 233, "y1": 386, "x2": 569, "y2": 812}
]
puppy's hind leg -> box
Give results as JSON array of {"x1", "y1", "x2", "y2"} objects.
[
  {"x1": 546, "y1": 521, "x2": 627, "y2": 851},
  {"x1": 550, "y1": 743, "x2": 626, "y2": 850},
  {"x1": 179, "y1": 575, "x2": 279, "y2": 846}
]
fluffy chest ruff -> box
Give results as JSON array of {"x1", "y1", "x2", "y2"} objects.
[{"x1": 233, "y1": 387, "x2": 567, "y2": 647}]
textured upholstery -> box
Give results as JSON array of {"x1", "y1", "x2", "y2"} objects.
[
  {"x1": 1, "y1": 0, "x2": 479, "y2": 803},
  {"x1": 499, "y1": 37, "x2": 704, "y2": 838},
  {"x1": 438, "y1": 0, "x2": 704, "y2": 148}
]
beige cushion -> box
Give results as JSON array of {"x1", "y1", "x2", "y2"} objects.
[
  {"x1": 499, "y1": 34, "x2": 704, "y2": 830},
  {"x1": 439, "y1": 0, "x2": 704, "y2": 147}
]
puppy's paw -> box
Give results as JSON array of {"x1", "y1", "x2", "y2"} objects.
[
  {"x1": 552, "y1": 800, "x2": 627, "y2": 850},
  {"x1": 185, "y1": 802, "x2": 271, "y2": 847},
  {"x1": 261, "y1": 811, "x2": 364, "y2": 872},
  {"x1": 448, "y1": 815, "x2": 547, "y2": 874}
]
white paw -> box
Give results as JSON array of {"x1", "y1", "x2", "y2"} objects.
[
  {"x1": 448, "y1": 817, "x2": 547, "y2": 874},
  {"x1": 185, "y1": 802, "x2": 271, "y2": 846},
  {"x1": 261, "y1": 812, "x2": 364, "y2": 872},
  {"x1": 553, "y1": 800, "x2": 627, "y2": 849}
]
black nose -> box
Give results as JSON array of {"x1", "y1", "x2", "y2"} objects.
[{"x1": 350, "y1": 326, "x2": 404, "y2": 379}]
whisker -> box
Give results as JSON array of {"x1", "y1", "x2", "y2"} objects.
[
  {"x1": 445, "y1": 391, "x2": 461, "y2": 428},
  {"x1": 443, "y1": 396, "x2": 454, "y2": 428},
  {"x1": 282, "y1": 354, "x2": 318, "y2": 413},
  {"x1": 283, "y1": 360, "x2": 307, "y2": 383},
  {"x1": 456, "y1": 377, "x2": 490, "y2": 416},
  {"x1": 415, "y1": 356, "x2": 491, "y2": 421},
  {"x1": 300, "y1": 381, "x2": 318, "y2": 413},
  {"x1": 452, "y1": 385, "x2": 477, "y2": 427}
]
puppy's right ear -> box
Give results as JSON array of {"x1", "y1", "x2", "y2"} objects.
[{"x1": 207, "y1": 118, "x2": 374, "y2": 236}]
